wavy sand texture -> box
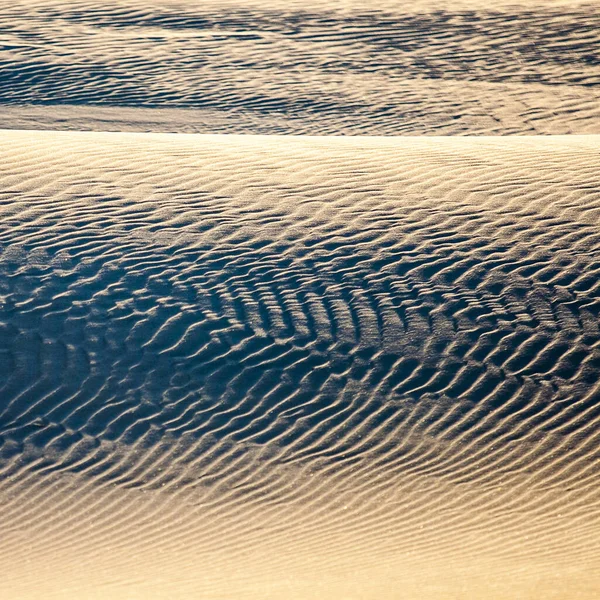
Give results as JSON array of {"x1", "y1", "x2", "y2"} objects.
[
  {"x1": 0, "y1": 130, "x2": 600, "y2": 598},
  {"x1": 0, "y1": 0, "x2": 598, "y2": 134}
]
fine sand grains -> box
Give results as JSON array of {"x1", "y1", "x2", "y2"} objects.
[{"x1": 0, "y1": 131, "x2": 600, "y2": 598}]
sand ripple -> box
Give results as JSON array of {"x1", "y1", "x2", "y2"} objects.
[
  {"x1": 0, "y1": 131, "x2": 600, "y2": 597},
  {"x1": 0, "y1": 0, "x2": 598, "y2": 134}
]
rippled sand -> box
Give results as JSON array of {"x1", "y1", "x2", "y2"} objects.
[
  {"x1": 1, "y1": 131, "x2": 600, "y2": 598},
  {"x1": 0, "y1": 0, "x2": 599, "y2": 134},
  {"x1": 2, "y1": 0, "x2": 600, "y2": 597}
]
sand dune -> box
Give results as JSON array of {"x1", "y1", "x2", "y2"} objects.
[
  {"x1": 0, "y1": 0, "x2": 599, "y2": 134},
  {"x1": 1, "y1": 130, "x2": 600, "y2": 598}
]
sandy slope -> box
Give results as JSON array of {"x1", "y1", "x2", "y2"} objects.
[
  {"x1": 0, "y1": 0, "x2": 599, "y2": 134},
  {"x1": 0, "y1": 130, "x2": 600, "y2": 598}
]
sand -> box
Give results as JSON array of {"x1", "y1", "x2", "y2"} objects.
[
  {"x1": 1, "y1": 130, "x2": 600, "y2": 598},
  {"x1": 1, "y1": 0, "x2": 600, "y2": 597},
  {"x1": 0, "y1": 0, "x2": 599, "y2": 135}
]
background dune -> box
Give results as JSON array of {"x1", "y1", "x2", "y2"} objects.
[
  {"x1": 1, "y1": 130, "x2": 600, "y2": 598},
  {"x1": 0, "y1": 0, "x2": 599, "y2": 134}
]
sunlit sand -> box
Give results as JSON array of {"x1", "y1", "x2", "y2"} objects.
[
  {"x1": 1, "y1": 131, "x2": 599, "y2": 598},
  {"x1": 0, "y1": 1, "x2": 599, "y2": 598}
]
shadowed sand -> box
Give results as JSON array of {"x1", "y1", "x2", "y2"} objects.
[
  {"x1": 1, "y1": 130, "x2": 600, "y2": 598},
  {"x1": 0, "y1": 0, "x2": 599, "y2": 134}
]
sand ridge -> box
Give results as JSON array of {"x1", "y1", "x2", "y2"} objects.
[
  {"x1": 0, "y1": 130, "x2": 600, "y2": 598},
  {"x1": 0, "y1": 1, "x2": 599, "y2": 134}
]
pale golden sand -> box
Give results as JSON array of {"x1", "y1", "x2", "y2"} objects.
[
  {"x1": 0, "y1": 0, "x2": 598, "y2": 134},
  {"x1": 1, "y1": 131, "x2": 600, "y2": 598}
]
